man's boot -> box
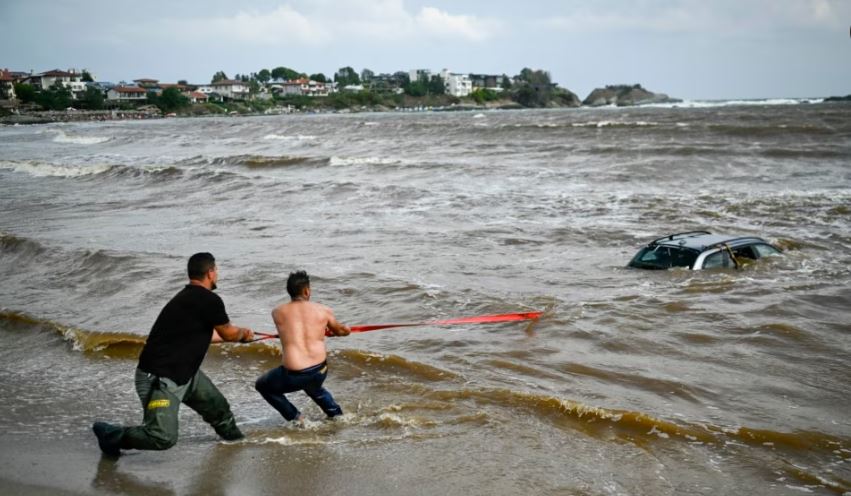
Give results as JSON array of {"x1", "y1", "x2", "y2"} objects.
[{"x1": 92, "y1": 422, "x2": 124, "y2": 457}]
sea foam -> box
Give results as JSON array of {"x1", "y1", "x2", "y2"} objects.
[
  {"x1": 0, "y1": 160, "x2": 112, "y2": 178},
  {"x1": 51, "y1": 130, "x2": 111, "y2": 145}
]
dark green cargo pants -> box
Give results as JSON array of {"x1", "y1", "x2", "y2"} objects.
[{"x1": 121, "y1": 368, "x2": 243, "y2": 450}]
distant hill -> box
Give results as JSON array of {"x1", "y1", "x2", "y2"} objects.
[
  {"x1": 583, "y1": 84, "x2": 681, "y2": 107},
  {"x1": 823, "y1": 94, "x2": 851, "y2": 102}
]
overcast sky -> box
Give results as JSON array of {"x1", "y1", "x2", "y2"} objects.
[{"x1": 1, "y1": 0, "x2": 848, "y2": 99}]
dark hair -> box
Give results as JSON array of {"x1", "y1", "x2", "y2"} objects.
[
  {"x1": 286, "y1": 270, "x2": 310, "y2": 299},
  {"x1": 188, "y1": 253, "x2": 216, "y2": 280}
]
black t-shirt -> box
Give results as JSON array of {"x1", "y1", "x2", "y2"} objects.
[{"x1": 138, "y1": 284, "x2": 229, "y2": 385}]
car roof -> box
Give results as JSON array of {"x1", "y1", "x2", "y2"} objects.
[{"x1": 648, "y1": 231, "x2": 770, "y2": 251}]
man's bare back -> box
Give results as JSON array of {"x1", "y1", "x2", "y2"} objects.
[{"x1": 273, "y1": 299, "x2": 349, "y2": 371}]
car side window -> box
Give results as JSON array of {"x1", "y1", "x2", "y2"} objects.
[
  {"x1": 702, "y1": 250, "x2": 733, "y2": 269},
  {"x1": 733, "y1": 246, "x2": 757, "y2": 260},
  {"x1": 754, "y1": 244, "x2": 780, "y2": 257}
]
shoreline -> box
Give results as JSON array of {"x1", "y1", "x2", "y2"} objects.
[{"x1": 1, "y1": 96, "x2": 843, "y2": 126}]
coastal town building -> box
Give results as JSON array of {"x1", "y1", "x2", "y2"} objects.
[
  {"x1": 157, "y1": 83, "x2": 188, "y2": 93},
  {"x1": 187, "y1": 91, "x2": 208, "y2": 103},
  {"x1": 210, "y1": 79, "x2": 249, "y2": 100},
  {"x1": 269, "y1": 78, "x2": 330, "y2": 97},
  {"x1": 365, "y1": 72, "x2": 406, "y2": 94},
  {"x1": 470, "y1": 74, "x2": 508, "y2": 92},
  {"x1": 25, "y1": 69, "x2": 87, "y2": 97},
  {"x1": 440, "y1": 69, "x2": 472, "y2": 97},
  {"x1": 409, "y1": 69, "x2": 432, "y2": 82},
  {"x1": 133, "y1": 78, "x2": 160, "y2": 89},
  {"x1": 0, "y1": 69, "x2": 16, "y2": 101},
  {"x1": 106, "y1": 86, "x2": 147, "y2": 102}
]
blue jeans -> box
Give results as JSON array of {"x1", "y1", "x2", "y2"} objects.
[{"x1": 255, "y1": 362, "x2": 342, "y2": 421}]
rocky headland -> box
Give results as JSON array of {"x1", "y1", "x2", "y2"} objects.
[{"x1": 582, "y1": 84, "x2": 681, "y2": 107}]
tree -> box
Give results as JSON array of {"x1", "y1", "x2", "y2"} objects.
[
  {"x1": 271, "y1": 66, "x2": 301, "y2": 81},
  {"x1": 13, "y1": 83, "x2": 37, "y2": 103},
  {"x1": 211, "y1": 71, "x2": 228, "y2": 83},
  {"x1": 361, "y1": 68, "x2": 374, "y2": 82},
  {"x1": 517, "y1": 68, "x2": 551, "y2": 85},
  {"x1": 511, "y1": 68, "x2": 554, "y2": 107},
  {"x1": 403, "y1": 80, "x2": 427, "y2": 97},
  {"x1": 151, "y1": 87, "x2": 189, "y2": 113},
  {"x1": 257, "y1": 69, "x2": 271, "y2": 83},
  {"x1": 427, "y1": 75, "x2": 445, "y2": 95},
  {"x1": 249, "y1": 79, "x2": 261, "y2": 95},
  {"x1": 309, "y1": 73, "x2": 327, "y2": 83},
  {"x1": 334, "y1": 66, "x2": 360, "y2": 86},
  {"x1": 471, "y1": 88, "x2": 499, "y2": 104},
  {"x1": 36, "y1": 81, "x2": 73, "y2": 110},
  {"x1": 80, "y1": 85, "x2": 104, "y2": 110},
  {"x1": 81, "y1": 70, "x2": 94, "y2": 82},
  {"x1": 177, "y1": 79, "x2": 188, "y2": 86}
]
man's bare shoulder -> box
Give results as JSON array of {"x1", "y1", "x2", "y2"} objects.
[{"x1": 271, "y1": 301, "x2": 294, "y2": 318}]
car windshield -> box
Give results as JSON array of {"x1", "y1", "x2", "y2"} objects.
[{"x1": 629, "y1": 246, "x2": 698, "y2": 269}]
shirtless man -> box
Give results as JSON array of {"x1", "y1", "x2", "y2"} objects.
[{"x1": 254, "y1": 270, "x2": 350, "y2": 422}]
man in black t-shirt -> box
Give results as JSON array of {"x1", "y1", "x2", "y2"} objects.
[{"x1": 92, "y1": 253, "x2": 254, "y2": 456}]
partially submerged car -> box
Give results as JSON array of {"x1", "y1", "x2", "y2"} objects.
[{"x1": 628, "y1": 231, "x2": 782, "y2": 270}]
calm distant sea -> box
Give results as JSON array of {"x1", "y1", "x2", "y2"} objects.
[{"x1": 1, "y1": 101, "x2": 849, "y2": 495}]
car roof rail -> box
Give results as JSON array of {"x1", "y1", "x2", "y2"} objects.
[
  {"x1": 649, "y1": 230, "x2": 712, "y2": 245},
  {"x1": 706, "y1": 236, "x2": 764, "y2": 249}
]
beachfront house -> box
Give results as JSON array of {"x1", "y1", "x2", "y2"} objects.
[
  {"x1": 106, "y1": 86, "x2": 148, "y2": 102},
  {"x1": 365, "y1": 72, "x2": 407, "y2": 94},
  {"x1": 470, "y1": 74, "x2": 508, "y2": 92},
  {"x1": 0, "y1": 69, "x2": 16, "y2": 101},
  {"x1": 26, "y1": 69, "x2": 87, "y2": 97},
  {"x1": 187, "y1": 91, "x2": 208, "y2": 103},
  {"x1": 440, "y1": 70, "x2": 472, "y2": 97},
  {"x1": 155, "y1": 83, "x2": 192, "y2": 97},
  {"x1": 210, "y1": 79, "x2": 249, "y2": 100},
  {"x1": 409, "y1": 69, "x2": 432, "y2": 83},
  {"x1": 269, "y1": 78, "x2": 329, "y2": 97},
  {"x1": 133, "y1": 78, "x2": 160, "y2": 89}
]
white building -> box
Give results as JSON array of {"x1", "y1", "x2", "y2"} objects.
[
  {"x1": 29, "y1": 69, "x2": 87, "y2": 97},
  {"x1": 440, "y1": 69, "x2": 472, "y2": 97},
  {"x1": 106, "y1": 86, "x2": 147, "y2": 101},
  {"x1": 270, "y1": 78, "x2": 329, "y2": 97},
  {"x1": 210, "y1": 79, "x2": 250, "y2": 100},
  {"x1": 0, "y1": 69, "x2": 16, "y2": 100},
  {"x1": 408, "y1": 68, "x2": 431, "y2": 83}
]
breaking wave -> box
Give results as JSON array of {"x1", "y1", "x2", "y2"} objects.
[{"x1": 51, "y1": 130, "x2": 111, "y2": 145}]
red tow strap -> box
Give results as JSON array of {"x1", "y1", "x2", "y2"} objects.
[{"x1": 252, "y1": 311, "x2": 543, "y2": 341}]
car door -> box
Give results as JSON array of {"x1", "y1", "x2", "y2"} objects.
[{"x1": 697, "y1": 249, "x2": 734, "y2": 270}]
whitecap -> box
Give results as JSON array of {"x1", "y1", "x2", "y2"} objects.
[
  {"x1": 52, "y1": 130, "x2": 110, "y2": 145},
  {"x1": 329, "y1": 156, "x2": 402, "y2": 166},
  {"x1": 262, "y1": 134, "x2": 317, "y2": 141},
  {"x1": 0, "y1": 160, "x2": 112, "y2": 178}
]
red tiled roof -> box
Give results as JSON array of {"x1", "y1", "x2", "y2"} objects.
[
  {"x1": 189, "y1": 91, "x2": 208, "y2": 99},
  {"x1": 0, "y1": 69, "x2": 13, "y2": 82},
  {"x1": 113, "y1": 86, "x2": 148, "y2": 94}
]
